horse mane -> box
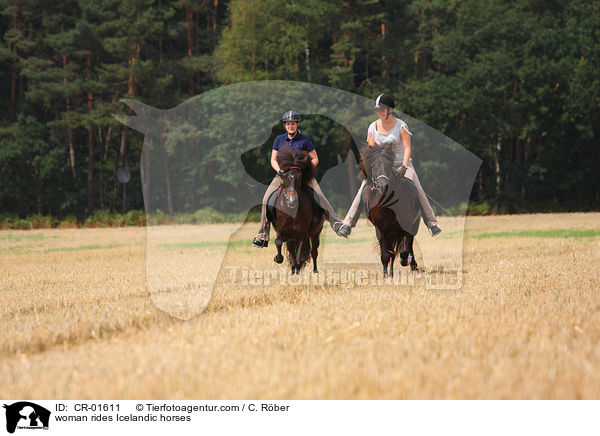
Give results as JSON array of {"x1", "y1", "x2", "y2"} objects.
[
  {"x1": 276, "y1": 145, "x2": 317, "y2": 185},
  {"x1": 360, "y1": 144, "x2": 394, "y2": 177}
]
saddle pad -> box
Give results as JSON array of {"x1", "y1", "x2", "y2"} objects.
[
  {"x1": 364, "y1": 176, "x2": 421, "y2": 236},
  {"x1": 266, "y1": 185, "x2": 323, "y2": 225}
]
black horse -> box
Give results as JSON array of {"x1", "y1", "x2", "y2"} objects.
[
  {"x1": 362, "y1": 145, "x2": 421, "y2": 277},
  {"x1": 271, "y1": 146, "x2": 325, "y2": 274}
]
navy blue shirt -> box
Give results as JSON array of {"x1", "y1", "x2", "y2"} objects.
[{"x1": 272, "y1": 132, "x2": 315, "y2": 153}]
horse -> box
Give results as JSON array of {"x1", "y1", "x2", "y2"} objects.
[
  {"x1": 361, "y1": 145, "x2": 420, "y2": 277},
  {"x1": 271, "y1": 146, "x2": 325, "y2": 275}
]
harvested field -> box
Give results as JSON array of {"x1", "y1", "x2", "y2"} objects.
[{"x1": 1, "y1": 213, "x2": 599, "y2": 399}]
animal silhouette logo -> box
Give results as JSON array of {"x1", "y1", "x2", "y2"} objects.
[
  {"x1": 3, "y1": 402, "x2": 50, "y2": 433},
  {"x1": 115, "y1": 80, "x2": 481, "y2": 318}
]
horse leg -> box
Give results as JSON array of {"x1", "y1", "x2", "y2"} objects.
[
  {"x1": 294, "y1": 240, "x2": 304, "y2": 274},
  {"x1": 310, "y1": 234, "x2": 319, "y2": 273},
  {"x1": 379, "y1": 238, "x2": 390, "y2": 278},
  {"x1": 399, "y1": 233, "x2": 410, "y2": 267},
  {"x1": 408, "y1": 235, "x2": 418, "y2": 271},
  {"x1": 286, "y1": 240, "x2": 297, "y2": 274},
  {"x1": 274, "y1": 238, "x2": 284, "y2": 264},
  {"x1": 388, "y1": 234, "x2": 396, "y2": 278}
]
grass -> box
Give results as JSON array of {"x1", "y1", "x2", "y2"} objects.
[
  {"x1": 474, "y1": 229, "x2": 600, "y2": 239},
  {"x1": 0, "y1": 213, "x2": 599, "y2": 399},
  {"x1": 0, "y1": 233, "x2": 57, "y2": 241},
  {"x1": 157, "y1": 237, "x2": 375, "y2": 250},
  {"x1": 44, "y1": 244, "x2": 123, "y2": 253}
]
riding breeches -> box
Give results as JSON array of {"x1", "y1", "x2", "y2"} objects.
[
  {"x1": 342, "y1": 162, "x2": 439, "y2": 229},
  {"x1": 258, "y1": 176, "x2": 341, "y2": 241}
]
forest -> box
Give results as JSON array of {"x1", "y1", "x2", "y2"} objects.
[{"x1": 0, "y1": 0, "x2": 598, "y2": 223}]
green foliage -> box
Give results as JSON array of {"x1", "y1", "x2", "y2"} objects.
[{"x1": 0, "y1": 0, "x2": 597, "y2": 220}]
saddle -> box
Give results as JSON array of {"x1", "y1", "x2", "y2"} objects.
[
  {"x1": 364, "y1": 175, "x2": 422, "y2": 236},
  {"x1": 266, "y1": 184, "x2": 323, "y2": 225}
]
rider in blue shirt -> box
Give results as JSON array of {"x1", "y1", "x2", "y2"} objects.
[{"x1": 252, "y1": 111, "x2": 350, "y2": 247}]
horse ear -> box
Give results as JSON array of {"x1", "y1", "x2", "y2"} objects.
[{"x1": 112, "y1": 99, "x2": 161, "y2": 134}]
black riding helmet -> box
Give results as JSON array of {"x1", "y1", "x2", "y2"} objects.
[
  {"x1": 373, "y1": 94, "x2": 395, "y2": 120},
  {"x1": 282, "y1": 110, "x2": 301, "y2": 122},
  {"x1": 373, "y1": 94, "x2": 395, "y2": 109}
]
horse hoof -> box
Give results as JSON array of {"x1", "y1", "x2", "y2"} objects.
[
  {"x1": 400, "y1": 251, "x2": 409, "y2": 266},
  {"x1": 313, "y1": 268, "x2": 318, "y2": 274},
  {"x1": 274, "y1": 255, "x2": 283, "y2": 264}
]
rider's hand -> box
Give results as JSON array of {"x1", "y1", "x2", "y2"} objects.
[
  {"x1": 277, "y1": 169, "x2": 284, "y2": 177},
  {"x1": 394, "y1": 165, "x2": 407, "y2": 177}
]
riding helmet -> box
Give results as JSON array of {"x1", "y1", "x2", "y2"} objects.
[
  {"x1": 373, "y1": 94, "x2": 395, "y2": 109},
  {"x1": 282, "y1": 110, "x2": 301, "y2": 122}
]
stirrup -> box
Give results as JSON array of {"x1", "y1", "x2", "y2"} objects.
[
  {"x1": 429, "y1": 225, "x2": 442, "y2": 237},
  {"x1": 252, "y1": 234, "x2": 269, "y2": 248},
  {"x1": 333, "y1": 222, "x2": 351, "y2": 238}
]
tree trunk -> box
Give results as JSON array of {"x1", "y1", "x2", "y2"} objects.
[
  {"x1": 61, "y1": 26, "x2": 76, "y2": 178},
  {"x1": 128, "y1": 42, "x2": 139, "y2": 98},
  {"x1": 87, "y1": 44, "x2": 94, "y2": 212},
  {"x1": 161, "y1": 140, "x2": 174, "y2": 215},
  {"x1": 495, "y1": 137, "x2": 501, "y2": 195},
  {"x1": 304, "y1": 41, "x2": 311, "y2": 81},
  {"x1": 213, "y1": 0, "x2": 218, "y2": 33},
  {"x1": 119, "y1": 128, "x2": 127, "y2": 213},
  {"x1": 67, "y1": 124, "x2": 76, "y2": 178},
  {"x1": 99, "y1": 126, "x2": 111, "y2": 208},
  {"x1": 88, "y1": 123, "x2": 94, "y2": 212},
  {"x1": 381, "y1": 22, "x2": 389, "y2": 79},
  {"x1": 186, "y1": 2, "x2": 194, "y2": 95}
]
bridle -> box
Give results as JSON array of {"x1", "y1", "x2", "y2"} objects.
[
  {"x1": 284, "y1": 166, "x2": 301, "y2": 202},
  {"x1": 371, "y1": 174, "x2": 390, "y2": 190}
]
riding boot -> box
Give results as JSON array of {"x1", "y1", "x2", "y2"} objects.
[{"x1": 253, "y1": 176, "x2": 282, "y2": 246}]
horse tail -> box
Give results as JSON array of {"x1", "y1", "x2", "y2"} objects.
[
  {"x1": 393, "y1": 233, "x2": 404, "y2": 256},
  {"x1": 376, "y1": 234, "x2": 404, "y2": 257},
  {"x1": 302, "y1": 239, "x2": 312, "y2": 265},
  {"x1": 284, "y1": 239, "x2": 313, "y2": 267}
]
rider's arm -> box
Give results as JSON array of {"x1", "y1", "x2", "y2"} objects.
[
  {"x1": 308, "y1": 149, "x2": 319, "y2": 167},
  {"x1": 271, "y1": 149, "x2": 281, "y2": 173},
  {"x1": 401, "y1": 128, "x2": 411, "y2": 167},
  {"x1": 367, "y1": 121, "x2": 376, "y2": 146}
]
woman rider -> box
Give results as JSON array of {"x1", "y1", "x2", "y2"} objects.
[
  {"x1": 252, "y1": 111, "x2": 350, "y2": 247},
  {"x1": 342, "y1": 94, "x2": 442, "y2": 237}
]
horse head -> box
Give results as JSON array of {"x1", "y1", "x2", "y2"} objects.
[
  {"x1": 362, "y1": 145, "x2": 395, "y2": 196},
  {"x1": 277, "y1": 145, "x2": 315, "y2": 210},
  {"x1": 282, "y1": 167, "x2": 302, "y2": 209}
]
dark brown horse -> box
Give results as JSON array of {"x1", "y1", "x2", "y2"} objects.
[
  {"x1": 272, "y1": 146, "x2": 325, "y2": 274},
  {"x1": 362, "y1": 145, "x2": 420, "y2": 277}
]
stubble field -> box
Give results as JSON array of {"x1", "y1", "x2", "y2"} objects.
[{"x1": 1, "y1": 213, "x2": 599, "y2": 399}]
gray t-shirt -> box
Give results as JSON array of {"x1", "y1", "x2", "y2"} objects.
[{"x1": 367, "y1": 117, "x2": 412, "y2": 167}]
